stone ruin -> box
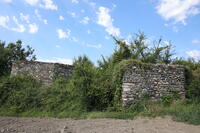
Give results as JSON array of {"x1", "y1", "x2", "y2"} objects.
[
  {"x1": 11, "y1": 61, "x2": 185, "y2": 107},
  {"x1": 122, "y1": 64, "x2": 185, "y2": 107},
  {"x1": 11, "y1": 61, "x2": 73, "y2": 84}
]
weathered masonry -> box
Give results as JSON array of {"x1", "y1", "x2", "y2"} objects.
[
  {"x1": 11, "y1": 61, "x2": 73, "y2": 84},
  {"x1": 11, "y1": 61, "x2": 185, "y2": 107},
  {"x1": 122, "y1": 64, "x2": 185, "y2": 107}
]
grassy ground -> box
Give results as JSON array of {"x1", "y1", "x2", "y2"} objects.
[{"x1": 1, "y1": 100, "x2": 200, "y2": 125}]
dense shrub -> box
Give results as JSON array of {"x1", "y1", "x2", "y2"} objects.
[
  {"x1": 37, "y1": 78, "x2": 75, "y2": 111},
  {"x1": 0, "y1": 75, "x2": 42, "y2": 111},
  {"x1": 161, "y1": 94, "x2": 174, "y2": 106},
  {"x1": 173, "y1": 59, "x2": 200, "y2": 100},
  {"x1": 70, "y1": 56, "x2": 106, "y2": 111}
]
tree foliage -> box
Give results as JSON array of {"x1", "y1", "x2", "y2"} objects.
[
  {"x1": 70, "y1": 56, "x2": 105, "y2": 111},
  {"x1": 110, "y1": 32, "x2": 174, "y2": 65},
  {"x1": 0, "y1": 40, "x2": 36, "y2": 76},
  {"x1": 173, "y1": 58, "x2": 200, "y2": 99}
]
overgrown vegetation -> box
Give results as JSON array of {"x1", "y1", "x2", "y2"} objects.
[
  {"x1": 0, "y1": 40, "x2": 36, "y2": 76},
  {"x1": 0, "y1": 32, "x2": 200, "y2": 125}
]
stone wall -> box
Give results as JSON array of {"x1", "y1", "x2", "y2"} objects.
[
  {"x1": 11, "y1": 61, "x2": 73, "y2": 84},
  {"x1": 122, "y1": 64, "x2": 185, "y2": 107},
  {"x1": 11, "y1": 61, "x2": 186, "y2": 107}
]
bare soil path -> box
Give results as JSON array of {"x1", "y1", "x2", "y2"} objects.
[{"x1": 0, "y1": 116, "x2": 200, "y2": 133}]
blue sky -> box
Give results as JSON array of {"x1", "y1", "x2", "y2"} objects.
[{"x1": 0, "y1": 0, "x2": 200, "y2": 64}]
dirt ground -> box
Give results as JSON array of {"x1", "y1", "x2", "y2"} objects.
[{"x1": 0, "y1": 116, "x2": 200, "y2": 133}]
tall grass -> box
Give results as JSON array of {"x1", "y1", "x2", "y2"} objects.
[{"x1": 1, "y1": 100, "x2": 200, "y2": 125}]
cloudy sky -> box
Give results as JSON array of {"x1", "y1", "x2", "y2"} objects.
[{"x1": 0, "y1": 0, "x2": 200, "y2": 64}]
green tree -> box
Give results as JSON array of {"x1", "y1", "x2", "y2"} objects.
[
  {"x1": 129, "y1": 32, "x2": 148, "y2": 60},
  {"x1": 71, "y1": 56, "x2": 103, "y2": 111},
  {"x1": 0, "y1": 40, "x2": 36, "y2": 76},
  {"x1": 111, "y1": 32, "x2": 174, "y2": 64},
  {"x1": 173, "y1": 58, "x2": 200, "y2": 99}
]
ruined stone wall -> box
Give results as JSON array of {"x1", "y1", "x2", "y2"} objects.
[
  {"x1": 11, "y1": 61, "x2": 185, "y2": 106},
  {"x1": 122, "y1": 64, "x2": 185, "y2": 107},
  {"x1": 11, "y1": 61, "x2": 73, "y2": 84}
]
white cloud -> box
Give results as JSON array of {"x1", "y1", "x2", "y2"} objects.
[
  {"x1": 34, "y1": 9, "x2": 41, "y2": 19},
  {"x1": 20, "y1": 13, "x2": 30, "y2": 23},
  {"x1": 97, "y1": 6, "x2": 120, "y2": 36},
  {"x1": 80, "y1": 16, "x2": 90, "y2": 24},
  {"x1": 59, "y1": 15, "x2": 64, "y2": 21},
  {"x1": 80, "y1": 41, "x2": 102, "y2": 49},
  {"x1": 56, "y1": 45, "x2": 60, "y2": 48},
  {"x1": 71, "y1": 0, "x2": 79, "y2": 4},
  {"x1": 68, "y1": 12, "x2": 76, "y2": 18},
  {"x1": 28, "y1": 23, "x2": 38, "y2": 34},
  {"x1": 37, "y1": 58, "x2": 73, "y2": 65},
  {"x1": 106, "y1": 27, "x2": 120, "y2": 37},
  {"x1": 81, "y1": 9, "x2": 85, "y2": 13},
  {"x1": 57, "y1": 29, "x2": 71, "y2": 39},
  {"x1": 156, "y1": 0, "x2": 200, "y2": 25},
  {"x1": 2, "y1": 0, "x2": 12, "y2": 3},
  {"x1": 0, "y1": 16, "x2": 25, "y2": 33},
  {"x1": 97, "y1": 7, "x2": 112, "y2": 27},
  {"x1": 40, "y1": 0, "x2": 58, "y2": 10},
  {"x1": 12, "y1": 25, "x2": 25, "y2": 33},
  {"x1": 172, "y1": 26, "x2": 179, "y2": 32},
  {"x1": 34, "y1": 9, "x2": 48, "y2": 24},
  {"x1": 11, "y1": 16, "x2": 26, "y2": 32},
  {"x1": 163, "y1": 40, "x2": 171, "y2": 45},
  {"x1": 89, "y1": 2, "x2": 96, "y2": 8},
  {"x1": 43, "y1": 19, "x2": 48, "y2": 24},
  {"x1": 186, "y1": 50, "x2": 200, "y2": 59},
  {"x1": 56, "y1": 29, "x2": 79, "y2": 43},
  {"x1": 55, "y1": 28, "x2": 101, "y2": 49},
  {"x1": 0, "y1": 15, "x2": 41, "y2": 34},
  {"x1": 86, "y1": 43, "x2": 102, "y2": 49},
  {"x1": 25, "y1": 0, "x2": 38, "y2": 6},
  {"x1": 192, "y1": 39, "x2": 200, "y2": 44},
  {"x1": 0, "y1": 16, "x2": 9, "y2": 28},
  {"x1": 24, "y1": 0, "x2": 57, "y2": 10}
]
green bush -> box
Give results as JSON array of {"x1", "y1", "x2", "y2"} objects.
[
  {"x1": 126, "y1": 93, "x2": 151, "y2": 113},
  {"x1": 70, "y1": 56, "x2": 106, "y2": 111},
  {"x1": 161, "y1": 94, "x2": 173, "y2": 106},
  {"x1": 160, "y1": 88, "x2": 181, "y2": 106},
  {"x1": 127, "y1": 100, "x2": 145, "y2": 112},
  {"x1": 0, "y1": 75, "x2": 42, "y2": 111},
  {"x1": 173, "y1": 59, "x2": 200, "y2": 100},
  {"x1": 37, "y1": 78, "x2": 76, "y2": 112},
  {"x1": 186, "y1": 69, "x2": 200, "y2": 99}
]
